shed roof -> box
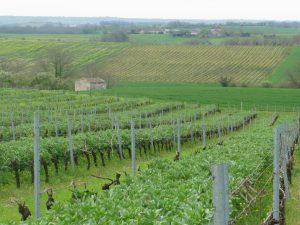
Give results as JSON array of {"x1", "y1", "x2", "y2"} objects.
[{"x1": 76, "y1": 78, "x2": 106, "y2": 83}]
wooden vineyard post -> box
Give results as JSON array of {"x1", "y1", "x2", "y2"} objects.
[
  {"x1": 34, "y1": 112, "x2": 40, "y2": 219},
  {"x1": 213, "y1": 113, "x2": 216, "y2": 137},
  {"x1": 88, "y1": 113, "x2": 91, "y2": 132},
  {"x1": 173, "y1": 119, "x2": 176, "y2": 147},
  {"x1": 54, "y1": 113, "x2": 58, "y2": 137},
  {"x1": 242, "y1": 116, "x2": 245, "y2": 132},
  {"x1": 273, "y1": 128, "x2": 280, "y2": 225},
  {"x1": 202, "y1": 116, "x2": 206, "y2": 149},
  {"x1": 281, "y1": 127, "x2": 289, "y2": 198},
  {"x1": 177, "y1": 118, "x2": 181, "y2": 154},
  {"x1": 131, "y1": 119, "x2": 136, "y2": 176},
  {"x1": 139, "y1": 112, "x2": 142, "y2": 129},
  {"x1": 80, "y1": 113, "x2": 84, "y2": 133},
  {"x1": 145, "y1": 112, "x2": 148, "y2": 128},
  {"x1": 190, "y1": 117, "x2": 194, "y2": 142},
  {"x1": 150, "y1": 120, "x2": 154, "y2": 152},
  {"x1": 10, "y1": 111, "x2": 16, "y2": 141},
  {"x1": 212, "y1": 164, "x2": 229, "y2": 225},
  {"x1": 218, "y1": 121, "x2": 222, "y2": 143},
  {"x1": 110, "y1": 114, "x2": 114, "y2": 130},
  {"x1": 116, "y1": 117, "x2": 123, "y2": 160},
  {"x1": 227, "y1": 115, "x2": 230, "y2": 134},
  {"x1": 66, "y1": 112, "x2": 75, "y2": 169}
]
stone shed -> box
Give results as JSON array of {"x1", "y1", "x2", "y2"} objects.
[{"x1": 75, "y1": 78, "x2": 106, "y2": 91}]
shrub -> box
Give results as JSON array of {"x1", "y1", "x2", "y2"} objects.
[
  {"x1": 101, "y1": 30, "x2": 129, "y2": 42},
  {"x1": 219, "y1": 76, "x2": 232, "y2": 87},
  {"x1": 261, "y1": 81, "x2": 273, "y2": 88}
]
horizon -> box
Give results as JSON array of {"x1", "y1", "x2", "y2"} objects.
[
  {"x1": 1, "y1": 15, "x2": 300, "y2": 22},
  {"x1": 1, "y1": 0, "x2": 300, "y2": 21}
]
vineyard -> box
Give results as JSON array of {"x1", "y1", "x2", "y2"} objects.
[
  {"x1": 102, "y1": 45, "x2": 290, "y2": 85},
  {"x1": 0, "y1": 38, "x2": 295, "y2": 87},
  {"x1": 0, "y1": 88, "x2": 299, "y2": 224},
  {"x1": 0, "y1": 39, "x2": 128, "y2": 75}
]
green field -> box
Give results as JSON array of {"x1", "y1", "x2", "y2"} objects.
[
  {"x1": 102, "y1": 45, "x2": 290, "y2": 85},
  {"x1": 270, "y1": 46, "x2": 300, "y2": 84},
  {"x1": 100, "y1": 81, "x2": 300, "y2": 111}
]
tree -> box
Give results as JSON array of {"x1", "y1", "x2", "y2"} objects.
[
  {"x1": 219, "y1": 76, "x2": 232, "y2": 87},
  {"x1": 285, "y1": 63, "x2": 300, "y2": 88},
  {"x1": 85, "y1": 63, "x2": 117, "y2": 89},
  {"x1": 48, "y1": 47, "x2": 72, "y2": 77},
  {"x1": 101, "y1": 30, "x2": 129, "y2": 42}
]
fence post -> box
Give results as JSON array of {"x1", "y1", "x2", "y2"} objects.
[
  {"x1": 34, "y1": 112, "x2": 40, "y2": 219},
  {"x1": 54, "y1": 113, "x2": 58, "y2": 137},
  {"x1": 242, "y1": 116, "x2": 245, "y2": 132},
  {"x1": 138, "y1": 112, "x2": 142, "y2": 129},
  {"x1": 131, "y1": 119, "x2": 136, "y2": 176},
  {"x1": 212, "y1": 164, "x2": 229, "y2": 225},
  {"x1": 227, "y1": 115, "x2": 230, "y2": 134},
  {"x1": 281, "y1": 127, "x2": 289, "y2": 198},
  {"x1": 150, "y1": 120, "x2": 154, "y2": 151},
  {"x1": 177, "y1": 118, "x2": 181, "y2": 154},
  {"x1": 273, "y1": 128, "x2": 280, "y2": 225},
  {"x1": 88, "y1": 113, "x2": 91, "y2": 132},
  {"x1": 190, "y1": 118, "x2": 194, "y2": 142},
  {"x1": 66, "y1": 112, "x2": 75, "y2": 169},
  {"x1": 10, "y1": 111, "x2": 16, "y2": 141},
  {"x1": 116, "y1": 116, "x2": 123, "y2": 160},
  {"x1": 202, "y1": 116, "x2": 206, "y2": 149},
  {"x1": 172, "y1": 119, "x2": 176, "y2": 147},
  {"x1": 218, "y1": 121, "x2": 222, "y2": 143}
]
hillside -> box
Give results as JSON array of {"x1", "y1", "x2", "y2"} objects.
[
  {"x1": 0, "y1": 39, "x2": 128, "y2": 75},
  {"x1": 0, "y1": 38, "x2": 297, "y2": 87},
  {"x1": 102, "y1": 45, "x2": 290, "y2": 85}
]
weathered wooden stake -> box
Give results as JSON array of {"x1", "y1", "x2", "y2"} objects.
[
  {"x1": 10, "y1": 111, "x2": 16, "y2": 140},
  {"x1": 116, "y1": 117, "x2": 123, "y2": 160},
  {"x1": 212, "y1": 164, "x2": 229, "y2": 225},
  {"x1": 202, "y1": 116, "x2": 206, "y2": 149},
  {"x1": 131, "y1": 119, "x2": 136, "y2": 176},
  {"x1": 273, "y1": 128, "x2": 280, "y2": 225},
  {"x1": 177, "y1": 118, "x2": 181, "y2": 154},
  {"x1": 34, "y1": 112, "x2": 40, "y2": 219},
  {"x1": 66, "y1": 112, "x2": 75, "y2": 169}
]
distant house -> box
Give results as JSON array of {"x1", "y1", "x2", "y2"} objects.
[
  {"x1": 190, "y1": 30, "x2": 200, "y2": 36},
  {"x1": 75, "y1": 78, "x2": 106, "y2": 91},
  {"x1": 210, "y1": 25, "x2": 222, "y2": 37}
]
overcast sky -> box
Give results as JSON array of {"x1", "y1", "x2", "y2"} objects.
[{"x1": 0, "y1": 0, "x2": 299, "y2": 21}]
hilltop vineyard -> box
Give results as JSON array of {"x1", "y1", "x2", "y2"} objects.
[{"x1": 102, "y1": 45, "x2": 289, "y2": 85}]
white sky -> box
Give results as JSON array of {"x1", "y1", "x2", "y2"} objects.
[{"x1": 0, "y1": 0, "x2": 299, "y2": 21}]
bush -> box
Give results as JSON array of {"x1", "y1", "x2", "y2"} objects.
[
  {"x1": 30, "y1": 72, "x2": 71, "y2": 90},
  {"x1": 219, "y1": 76, "x2": 232, "y2": 87},
  {"x1": 261, "y1": 81, "x2": 273, "y2": 88},
  {"x1": 101, "y1": 30, "x2": 129, "y2": 42},
  {"x1": 0, "y1": 70, "x2": 16, "y2": 88}
]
